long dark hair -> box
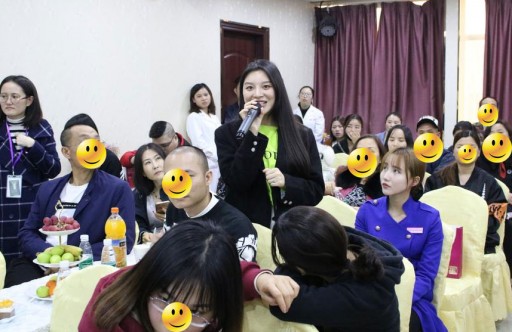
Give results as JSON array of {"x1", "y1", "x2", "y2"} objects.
[
  {"x1": 0, "y1": 75, "x2": 43, "y2": 127},
  {"x1": 93, "y1": 220, "x2": 243, "y2": 332},
  {"x1": 330, "y1": 115, "x2": 345, "y2": 142},
  {"x1": 272, "y1": 206, "x2": 384, "y2": 281},
  {"x1": 381, "y1": 148, "x2": 425, "y2": 200},
  {"x1": 384, "y1": 125, "x2": 414, "y2": 151},
  {"x1": 133, "y1": 143, "x2": 166, "y2": 196},
  {"x1": 189, "y1": 83, "x2": 216, "y2": 115},
  {"x1": 239, "y1": 59, "x2": 311, "y2": 177},
  {"x1": 436, "y1": 129, "x2": 481, "y2": 186},
  {"x1": 342, "y1": 114, "x2": 364, "y2": 140}
]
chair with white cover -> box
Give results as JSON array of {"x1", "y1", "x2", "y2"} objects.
[
  {"x1": 316, "y1": 195, "x2": 356, "y2": 228},
  {"x1": 395, "y1": 257, "x2": 415, "y2": 332},
  {"x1": 0, "y1": 251, "x2": 5, "y2": 289},
  {"x1": 420, "y1": 186, "x2": 495, "y2": 332},
  {"x1": 332, "y1": 153, "x2": 349, "y2": 169},
  {"x1": 50, "y1": 265, "x2": 118, "y2": 332},
  {"x1": 481, "y1": 179, "x2": 512, "y2": 320}
]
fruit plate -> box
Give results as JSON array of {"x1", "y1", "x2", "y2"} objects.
[
  {"x1": 38, "y1": 227, "x2": 80, "y2": 236},
  {"x1": 32, "y1": 257, "x2": 83, "y2": 269},
  {"x1": 26, "y1": 288, "x2": 53, "y2": 302}
]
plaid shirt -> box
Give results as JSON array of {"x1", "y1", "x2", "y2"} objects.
[{"x1": 0, "y1": 119, "x2": 61, "y2": 264}]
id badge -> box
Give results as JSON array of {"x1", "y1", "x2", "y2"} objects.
[{"x1": 6, "y1": 175, "x2": 22, "y2": 198}]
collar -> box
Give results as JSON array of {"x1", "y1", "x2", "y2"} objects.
[
  {"x1": 384, "y1": 195, "x2": 416, "y2": 213},
  {"x1": 186, "y1": 192, "x2": 219, "y2": 218}
]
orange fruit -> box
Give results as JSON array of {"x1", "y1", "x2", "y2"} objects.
[{"x1": 46, "y1": 280, "x2": 57, "y2": 296}]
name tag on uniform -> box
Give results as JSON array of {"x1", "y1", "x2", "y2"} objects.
[
  {"x1": 407, "y1": 227, "x2": 423, "y2": 234},
  {"x1": 6, "y1": 175, "x2": 22, "y2": 198}
]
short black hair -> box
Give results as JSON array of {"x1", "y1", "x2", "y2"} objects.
[
  {"x1": 299, "y1": 86, "x2": 315, "y2": 98},
  {"x1": 60, "y1": 113, "x2": 98, "y2": 146},
  {"x1": 452, "y1": 121, "x2": 474, "y2": 136},
  {"x1": 168, "y1": 146, "x2": 209, "y2": 173},
  {"x1": 149, "y1": 121, "x2": 174, "y2": 139}
]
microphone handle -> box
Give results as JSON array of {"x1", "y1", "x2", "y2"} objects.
[{"x1": 236, "y1": 104, "x2": 261, "y2": 140}]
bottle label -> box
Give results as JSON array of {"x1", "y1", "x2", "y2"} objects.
[
  {"x1": 79, "y1": 255, "x2": 93, "y2": 270},
  {"x1": 112, "y1": 238, "x2": 127, "y2": 268}
]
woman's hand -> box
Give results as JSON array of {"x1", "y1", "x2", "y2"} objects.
[
  {"x1": 325, "y1": 181, "x2": 335, "y2": 196},
  {"x1": 239, "y1": 100, "x2": 264, "y2": 136},
  {"x1": 255, "y1": 272, "x2": 300, "y2": 313},
  {"x1": 263, "y1": 168, "x2": 285, "y2": 189},
  {"x1": 15, "y1": 133, "x2": 35, "y2": 148},
  {"x1": 346, "y1": 128, "x2": 360, "y2": 143}
]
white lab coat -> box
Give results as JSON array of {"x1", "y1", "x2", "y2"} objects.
[{"x1": 293, "y1": 105, "x2": 325, "y2": 143}]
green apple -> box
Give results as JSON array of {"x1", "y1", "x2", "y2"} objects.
[
  {"x1": 61, "y1": 253, "x2": 75, "y2": 262},
  {"x1": 36, "y1": 286, "x2": 50, "y2": 298},
  {"x1": 37, "y1": 252, "x2": 51, "y2": 264},
  {"x1": 49, "y1": 246, "x2": 65, "y2": 256},
  {"x1": 50, "y1": 255, "x2": 62, "y2": 264}
]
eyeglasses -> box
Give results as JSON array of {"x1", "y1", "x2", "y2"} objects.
[
  {"x1": 0, "y1": 94, "x2": 28, "y2": 104},
  {"x1": 158, "y1": 135, "x2": 177, "y2": 149},
  {"x1": 299, "y1": 92, "x2": 312, "y2": 97},
  {"x1": 149, "y1": 296, "x2": 211, "y2": 328}
]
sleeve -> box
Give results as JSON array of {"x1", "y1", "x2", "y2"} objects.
[
  {"x1": 280, "y1": 129, "x2": 325, "y2": 206},
  {"x1": 18, "y1": 190, "x2": 52, "y2": 258},
  {"x1": 215, "y1": 124, "x2": 269, "y2": 192},
  {"x1": 485, "y1": 178, "x2": 508, "y2": 252},
  {"x1": 313, "y1": 111, "x2": 325, "y2": 143},
  {"x1": 354, "y1": 205, "x2": 369, "y2": 233},
  {"x1": 78, "y1": 276, "x2": 106, "y2": 332},
  {"x1": 186, "y1": 113, "x2": 217, "y2": 162},
  {"x1": 269, "y1": 266, "x2": 362, "y2": 327},
  {"x1": 134, "y1": 191, "x2": 151, "y2": 244},
  {"x1": 241, "y1": 260, "x2": 263, "y2": 301},
  {"x1": 120, "y1": 150, "x2": 136, "y2": 168},
  {"x1": 412, "y1": 211, "x2": 444, "y2": 302},
  {"x1": 25, "y1": 125, "x2": 61, "y2": 179}
]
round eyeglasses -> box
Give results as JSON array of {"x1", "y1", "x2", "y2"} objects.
[
  {"x1": 149, "y1": 296, "x2": 211, "y2": 328},
  {"x1": 0, "y1": 94, "x2": 28, "y2": 104}
]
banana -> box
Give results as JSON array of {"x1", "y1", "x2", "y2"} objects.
[{"x1": 61, "y1": 244, "x2": 82, "y2": 258}]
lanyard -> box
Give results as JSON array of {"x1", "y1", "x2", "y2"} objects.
[{"x1": 5, "y1": 122, "x2": 25, "y2": 174}]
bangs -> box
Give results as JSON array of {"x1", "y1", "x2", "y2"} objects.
[
  {"x1": 381, "y1": 152, "x2": 405, "y2": 171},
  {"x1": 164, "y1": 277, "x2": 214, "y2": 313}
]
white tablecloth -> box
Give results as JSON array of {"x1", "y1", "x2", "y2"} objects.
[{"x1": 0, "y1": 254, "x2": 136, "y2": 332}]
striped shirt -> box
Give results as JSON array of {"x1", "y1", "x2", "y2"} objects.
[{"x1": 7, "y1": 117, "x2": 25, "y2": 152}]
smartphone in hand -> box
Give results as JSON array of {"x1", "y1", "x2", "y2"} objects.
[{"x1": 155, "y1": 201, "x2": 170, "y2": 214}]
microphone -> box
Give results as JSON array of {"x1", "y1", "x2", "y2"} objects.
[{"x1": 236, "y1": 102, "x2": 261, "y2": 140}]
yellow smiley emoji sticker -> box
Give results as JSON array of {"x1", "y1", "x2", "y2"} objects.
[
  {"x1": 347, "y1": 148, "x2": 378, "y2": 178},
  {"x1": 76, "y1": 139, "x2": 107, "y2": 169},
  {"x1": 457, "y1": 144, "x2": 477, "y2": 164},
  {"x1": 482, "y1": 133, "x2": 512, "y2": 163},
  {"x1": 162, "y1": 168, "x2": 192, "y2": 199},
  {"x1": 478, "y1": 103, "x2": 499, "y2": 127},
  {"x1": 161, "y1": 302, "x2": 192, "y2": 332},
  {"x1": 413, "y1": 133, "x2": 444, "y2": 163}
]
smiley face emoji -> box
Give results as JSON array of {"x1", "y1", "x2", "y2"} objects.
[
  {"x1": 413, "y1": 133, "x2": 444, "y2": 163},
  {"x1": 478, "y1": 103, "x2": 499, "y2": 127},
  {"x1": 76, "y1": 139, "x2": 106, "y2": 169},
  {"x1": 347, "y1": 148, "x2": 378, "y2": 178},
  {"x1": 482, "y1": 133, "x2": 512, "y2": 163},
  {"x1": 162, "y1": 168, "x2": 192, "y2": 198},
  {"x1": 161, "y1": 302, "x2": 192, "y2": 332},
  {"x1": 457, "y1": 144, "x2": 477, "y2": 164}
]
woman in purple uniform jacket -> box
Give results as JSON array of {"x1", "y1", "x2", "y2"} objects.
[{"x1": 356, "y1": 148, "x2": 446, "y2": 332}]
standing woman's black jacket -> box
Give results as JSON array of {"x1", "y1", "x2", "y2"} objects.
[{"x1": 215, "y1": 120, "x2": 324, "y2": 227}]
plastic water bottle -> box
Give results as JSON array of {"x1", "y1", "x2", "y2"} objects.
[
  {"x1": 78, "y1": 234, "x2": 93, "y2": 270},
  {"x1": 101, "y1": 238, "x2": 116, "y2": 267},
  {"x1": 57, "y1": 260, "x2": 71, "y2": 285},
  {"x1": 105, "y1": 207, "x2": 127, "y2": 267}
]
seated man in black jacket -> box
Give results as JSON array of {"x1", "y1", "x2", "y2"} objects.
[{"x1": 164, "y1": 146, "x2": 257, "y2": 262}]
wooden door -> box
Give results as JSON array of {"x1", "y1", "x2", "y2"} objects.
[{"x1": 220, "y1": 20, "x2": 269, "y2": 123}]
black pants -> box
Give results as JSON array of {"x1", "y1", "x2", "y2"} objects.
[
  {"x1": 4, "y1": 257, "x2": 45, "y2": 288},
  {"x1": 504, "y1": 217, "x2": 512, "y2": 275},
  {"x1": 409, "y1": 309, "x2": 423, "y2": 332}
]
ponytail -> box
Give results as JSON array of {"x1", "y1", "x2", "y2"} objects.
[{"x1": 348, "y1": 245, "x2": 384, "y2": 281}]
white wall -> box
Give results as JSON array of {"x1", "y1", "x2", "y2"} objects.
[{"x1": 0, "y1": 0, "x2": 315, "y2": 175}]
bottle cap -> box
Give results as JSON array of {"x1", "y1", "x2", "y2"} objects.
[
  {"x1": 59, "y1": 260, "x2": 70, "y2": 269},
  {"x1": 103, "y1": 238, "x2": 112, "y2": 246},
  {"x1": 111, "y1": 207, "x2": 119, "y2": 214},
  {"x1": 80, "y1": 234, "x2": 89, "y2": 242}
]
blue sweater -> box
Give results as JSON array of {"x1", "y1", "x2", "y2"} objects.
[{"x1": 18, "y1": 170, "x2": 135, "y2": 260}]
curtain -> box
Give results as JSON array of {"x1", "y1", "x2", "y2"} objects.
[
  {"x1": 371, "y1": 0, "x2": 445, "y2": 133},
  {"x1": 313, "y1": 5, "x2": 377, "y2": 134},
  {"x1": 484, "y1": 0, "x2": 512, "y2": 123},
  {"x1": 314, "y1": 0, "x2": 445, "y2": 135}
]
